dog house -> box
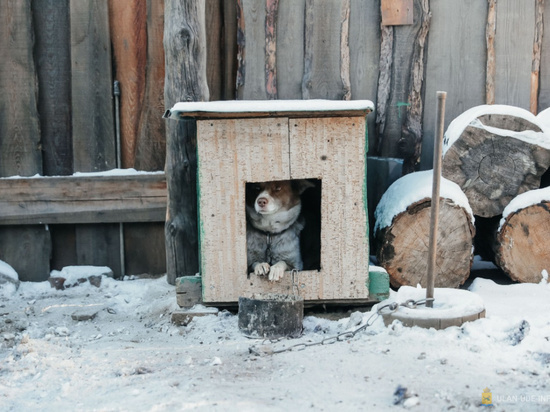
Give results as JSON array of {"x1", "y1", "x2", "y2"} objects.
[{"x1": 165, "y1": 100, "x2": 375, "y2": 304}]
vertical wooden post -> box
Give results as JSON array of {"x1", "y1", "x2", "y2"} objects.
[
  {"x1": 531, "y1": 0, "x2": 544, "y2": 115},
  {"x1": 70, "y1": 0, "x2": 121, "y2": 276},
  {"x1": 0, "y1": 0, "x2": 51, "y2": 282},
  {"x1": 164, "y1": 0, "x2": 209, "y2": 285},
  {"x1": 426, "y1": 91, "x2": 446, "y2": 307},
  {"x1": 135, "y1": 0, "x2": 166, "y2": 171},
  {"x1": 486, "y1": 0, "x2": 496, "y2": 105}
]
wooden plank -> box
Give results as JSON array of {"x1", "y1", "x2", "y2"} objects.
[
  {"x1": 531, "y1": 0, "x2": 544, "y2": 114},
  {"x1": 349, "y1": 0, "x2": 380, "y2": 154},
  {"x1": 494, "y1": 0, "x2": 535, "y2": 109},
  {"x1": 206, "y1": 0, "x2": 223, "y2": 101},
  {"x1": 70, "y1": 0, "x2": 120, "y2": 276},
  {"x1": 108, "y1": 0, "x2": 147, "y2": 169},
  {"x1": 0, "y1": 174, "x2": 167, "y2": 225},
  {"x1": 289, "y1": 117, "x2": 369, "y2": 300},
  {"x1": 0, "y1": 0, "x2": 51, "y2": 282},
  {"x1": 197, "y1": 118, "x2": 291, "y2": 302},
  {"x1": 33, "y1": 0, "x2": 72, "y2": 176},
  {"x1": 164, "y1": 0, "x2": 209, "y2": 284},
  {"x1": 486, "y1": 0, "x2": 496, "y2": 105},
  {"x1": 376, "y1": 0, "x2": 424, "y2": 159},
  {"x1": 421, "y1": 0, "x2": 487, "y2": 169},
  {"x1": 238, "y1": 0, "x2": 267, "y2": 99},
  {"x1": 302, "y1": 0, "x2": 347, "y2": 99},
  {"x1": 33, "y1": 0, "x2": 75, "y2": 275},
  {"x1": 276, "y1": 0, "x2": 305, "y2": 99},
  {"x1": 265, "y1": 0, "x2": 279, "y2": 99},
  {"x1": 0, "y1": 0, "x2": 42, "y2": 177},
  {"x1": 70, "y1": 0, "x2": 116, "y2": 172},
  {"x1": 539, "y1": 0, "x2": 550, "y2": 112},
  {"x1": 134, "y1": 0, "x2": 166, "y2": 171},
  {"x1": 381, "y1": 0, "x2": 413, "y2": 26},
  {"x1": 223, "y1": 0, "x2": 238, "y2": 100}
]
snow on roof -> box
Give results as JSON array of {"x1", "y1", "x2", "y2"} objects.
[
  {"x1": 499, "y1": 186, "x2": 550, "y2": 229},
  {"x1": 443, "y1": 104, "x2": 550, "y2": 155},
  {"x1": 374, "y1": 170, "x2": 473, "y2": 233},
  {"x1": 0, "y1": 169, "x2": 164, "y2": 179},
  {"x1": 166, "y1": 99, "x2": 374, "y2": 119}
]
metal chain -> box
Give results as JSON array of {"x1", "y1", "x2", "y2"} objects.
[{"x1": 248, "y1": 297, "x2": 434, "y2": 356}]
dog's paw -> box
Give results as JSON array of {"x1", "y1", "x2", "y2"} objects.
[
  {"x1": 253, "y1": 262, "x2": 270, "y2": 276},
  {"x1": 268, "y1": 261, "x2": 288, "y2": 282}
]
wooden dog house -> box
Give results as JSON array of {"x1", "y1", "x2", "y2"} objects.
[{"x1": 165, "y1": 100, "x2": 374, "y2": 304}]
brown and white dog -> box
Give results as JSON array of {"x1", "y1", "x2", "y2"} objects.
[{"x1": 246, "y1": 179, "x2": 314, "y2": 281}]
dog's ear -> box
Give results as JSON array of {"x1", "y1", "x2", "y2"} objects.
[{"x1": 293, "y1": 179, "x2": 315, "y2": 194}]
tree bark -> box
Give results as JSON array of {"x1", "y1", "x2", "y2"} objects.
[{"x1": 164, "y1": 0, "x2": 209, "y2": 285}]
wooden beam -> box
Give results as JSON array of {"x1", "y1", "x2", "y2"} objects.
[
  {"x1": 0, "y1": 174, "x2": 167, "y2": 225},
  {"x1": 531, "y1": 0, "x2": 544, "y2": 115}
]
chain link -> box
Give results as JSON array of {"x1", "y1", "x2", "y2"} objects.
[{"x1": 248, "y1": 297, "x2": 434, "y2": 356}]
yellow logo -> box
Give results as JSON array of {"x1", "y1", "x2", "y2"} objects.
[{"x1": 482, "y1": 388, "x2": 493, "y2": 406}]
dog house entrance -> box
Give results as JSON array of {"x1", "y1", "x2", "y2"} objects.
[{"x1": 245, "y1": 178, "x2": 321, "y2": 277}]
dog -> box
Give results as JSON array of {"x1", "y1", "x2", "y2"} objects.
[{"x1": 246, "y1": 179, "x2": 314, "y2": 281}]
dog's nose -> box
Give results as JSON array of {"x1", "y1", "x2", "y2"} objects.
[{"x1": 257, "y1": 197, "x2": 268, "y2": 208}]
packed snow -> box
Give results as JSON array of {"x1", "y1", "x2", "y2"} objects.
[
  {"x1": 166, "y1": 99, "x2": 375, "y2": 118},
  {"x1": 373, "y1": 170, "x2": 474, "y2": 233},
  {"x1": 1, "y1": 262, "x2": 549, "y2": 411},
  {"x1": 443, "y1": 104, "x2": 550, "y2": 155}
]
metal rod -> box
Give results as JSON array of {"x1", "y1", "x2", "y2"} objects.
[
  {"x1": 426, "y1": 91, "x2": 447, "y2": 308},
  {"x1": 113, "y1": 80, "x2": 125, "y2": 277}
]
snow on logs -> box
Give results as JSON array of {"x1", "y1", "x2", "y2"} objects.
[
  {"x1": 442, "y1": 105, "x2": 550, "y2": 218},
  {"x1": 494, "y1": 188, "x2": 550, "y2": 284},
  {"x1": 374, "y1": 171, "x2": 475, "y2": 289}
]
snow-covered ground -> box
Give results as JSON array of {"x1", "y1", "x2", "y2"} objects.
[{"x1": 1, "y1": 261, "x2": 549, "y2": 412}]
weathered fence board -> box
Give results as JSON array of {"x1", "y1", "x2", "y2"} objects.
[
  {"x1": 421, "y1": 0, "x2": 487, "y2": 169},
  {"x1": 494, "y1": 0, "x2": 535, "y2": 110},
  {"x1": 206, "y1": 0, "x2": 223, "y2": 101},
  {"x1": 33, "y1": 0, "x2": 73, "y2": 176},
  {"x1": 538, "y1": 0, "x2": 550, "y2": 112},
  {"x1": 349, "y1": 0, "x2": 380, "y2": 154},
  {"x1": 277, "y1": 0, "x2": 305, "y2": 99},
  {"x1": 108, "y1": 0, "x2": 147, "y2": 169},
  {"x1": 237, "y1": 0, "x2": 267, "y2": 99},
  {"x1": 376, "y1": 0, "x2": 425, "y2": 161},
  {"x1": 0, "y1": 0, "x2": 51, "y2": 282},
  {"x1": 0, "y1": 174, "x2": 167, "y2": 225},
  {"x1": 302, "y1": 0, "x2": 347, "y2": 100},
  {"x1": 135, "y1": 0, "x2": 166, "y2": 171},
  {"x1": 70, "y1": 1, "x2": 120, "y2": 276},
  {"x1": 70, "y1": 0, "x2": 116, "y2": 172}
]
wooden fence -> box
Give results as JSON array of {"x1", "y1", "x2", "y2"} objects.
[{"x1": 2, "y1": 0, "x2": 550, "y2": 282}]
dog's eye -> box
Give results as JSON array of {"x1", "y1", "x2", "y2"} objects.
[
  {"x1": 253, "y1": 185, "x2": 261, "y2": 192},
  {"x1": 274, "y1": 185, "x2": 281, "y2": 191}
]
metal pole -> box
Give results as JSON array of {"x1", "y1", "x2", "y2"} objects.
[
  {"x1": 426, "y1": 91, "x2": 447, "y2": 308},
  {"x1": 114, "y1": 80, "x2": 126, "y2": 278}
]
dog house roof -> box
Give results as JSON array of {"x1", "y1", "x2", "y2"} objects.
[{"x1": 164, "y1": 99, "x2": 374, "y2": 120}]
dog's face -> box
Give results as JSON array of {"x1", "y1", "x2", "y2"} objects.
[{"x1": 246, "y1": 180, "x2": 301, "y2": 215}]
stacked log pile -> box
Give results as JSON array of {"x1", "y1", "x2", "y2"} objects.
[
  {"x1": 442, "y1": 105, "x2": 550, "y2": 283},
  {"x1": 376, "y1": 105, "x2": 550, "y2": 286}
]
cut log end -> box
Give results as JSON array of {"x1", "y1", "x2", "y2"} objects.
[
  {"x1": 376, "y1": 199, "x2": 475, "y2": 289},
  {"x1": 443, "y1": 112, "x2": 550, "y2": 218},
  {"x1": 495, "y1": 201, "x2": 550, "y2": 283}
]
